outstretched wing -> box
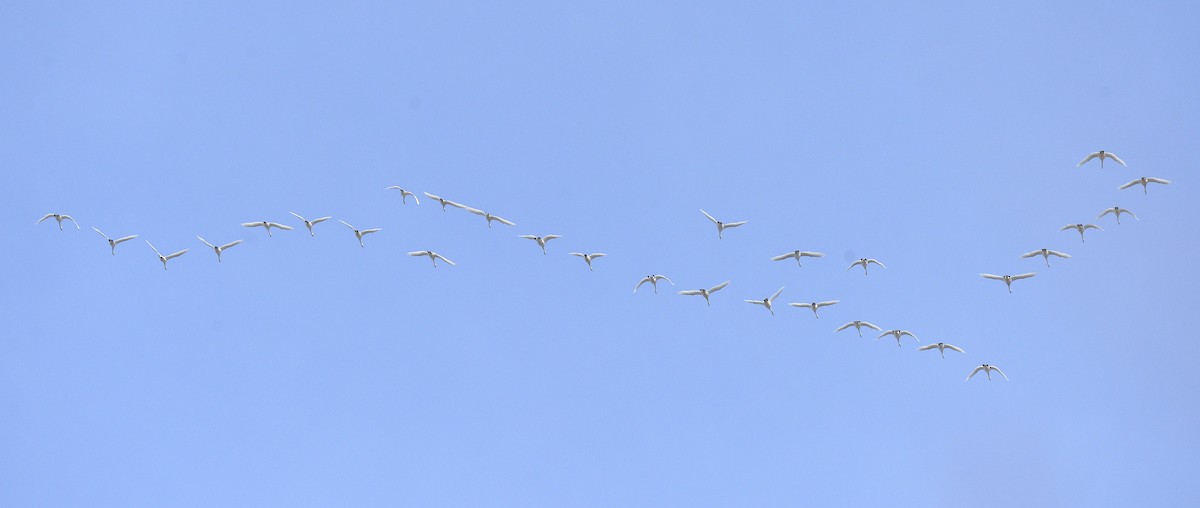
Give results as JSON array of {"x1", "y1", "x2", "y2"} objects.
[
  {"x1": 1098, "y1": 209, "x2": 1114, "y2": 218},
  {"x1": 861, "y1": 321, "x2": 882, "y2": 331},
  {"x1": 407, "y1": 251, "x2": 431, "y2": 257},
  {"x1": 569, "y1": 252, "x2": 585, "y2": 257},
  {"x1": 1020, "y1": 250, "x2": 1041, "y2": 258},
  {"x1": 1011, "y1": 273, "x2": 1036, "y2": 281},
  {"x1": 634, "y1": 277, "x2": 651, "y2": 293},
  {"x1": 834, "y1": 322, "x2": 854, "y2": 332},
  {"x1": 1106, "y1": 152, "x2": 1127, "y2": 167},
  {"x1": 1047, "y1": 250, "x2": 1071, "y2": 258},
  {"x1": 92, "y1": 227, "x2": 109, "y2": 239},
  {"x1": 465, "y1": 206, "x2": 486, "y2": 216},
  {"x1": 816, "y1": 300, "x2": 839, "y2": 307},
  {"x1": 37, "y1": 213, "x2": 55, "y2": 224},
  {"x1": 769, "y1": 287, "x2": 784, "y2": 301},
  {"x1": 678, "y1": 290, "x2": 704, "y2": 296},
  {"x1": 723, "y1": 221, "x2": 748, "y2": 228},
  {"x1": 789, "y1": 303, "x2": 815, "y2": 309},
  {"x1": 145, "y1": 240, "x2": 162, "y2": 257},
  {"x1": 708, "y1": 280, "x2": 730, "y2": 293},
  {"x1": 699, "y1": 209, "x2": 718, "y2": 224},
  {"x1": 220, "y1": 240, "x2": 244, "y2": 250},
  {"x1": 1118, "y1": 180, "x2": 1139, "y2": 190},
  {"x1": 519, "y1": 235, "x2": 538, "y2": 240},
  {"x1": 360, "y1": 228, "x2": 382, "y2": 236},
  {"x1": 289, "y1": 211, "x2": 307, "y2": 222},
  {"x1": 989, "y1": 366, "x2": 1010, "y2": 380},
  {"x1": 113, "y1": 235, "x2": 138, "y2": 245},
  {"x1": 433, "y1": 253, "x2": 456, "y2": 265},
  {"x1": 1060, "y1": 224, "x2": 1076, "y2": 231},
  {"x1": 267, "y1": 223, "x2": 292, "y2": 230},
  {"x1": 339, "y1": 220, "x2": 356, "y2": 230},
  {"x1": 310, "y1": 217, "x2": 331, "y2": 225},
  {"x1": 493, "y1": 216, "x2": 516, "y2": 226},
  {"x1": 241, "y1": 222, "x2": 264, "y2": 228},
  {"x1": 543, "y1": 235, "x2": 562, "y2": 242},
  {"x1": 944, "y1": 344, "x2": 966, "y2": 354},
  {"x1": 1077, "y1": 152, "x2": 1099, "y2": 166},
  {"x1": 771, "y1": 252, "x2": 795, "y2": 261},
  {"x1": 866, "y1": 259, "x2": 886, "y2": 268},
  {"x1": 165, "y1": 249, "x2": 188, "y2": 260},
  {"x1": 197, "y1": 236, "x2": 215, "y2": 249},
  {"x1": 1083, "y1": 224, "x2": 1104, "y2": 231},
  {"x1": 1145, "y1": 177, "x2": 1170, "y2": 185},
  {"x1": 966, "y1": 365, "x2": 986, "y2": 381},
  {"x1": 980, "y1": 273, "x2": 1004, "y2": 281},
  {"x1": 656, "y1": 276, "x2": 674, "y2": 285},
  {"x1": 799, "y1": 251, "x2": 824, "y2": 258},
  {"x1": 917, "y1": 344, "x2": 937, "y2": 351}
]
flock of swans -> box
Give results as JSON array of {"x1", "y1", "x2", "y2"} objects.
[{"x1": 37, "y1": 150, "x2": 1170, "y2": 382}]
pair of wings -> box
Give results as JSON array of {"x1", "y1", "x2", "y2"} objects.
[
  {"x1": 700, "y1": 209, "x2": 747, "y2": 227},
  {"x1": 290, "y1": 212, "x2": 331, "y2": 225},
  {"x1": 93, "y1": 227, "x2": 137, "y2": 244},
  {"x1": 1119, "y1": 177, "x2": 1170, "y2": 189},
  {"x1": 835, "y1": 321, "x2": 882, "y2": 332},
  {"x1": 1077, "y1": 151, "x2": 1127, "y2": 167},
  {"x1": 386, "y1": 186, "x2": 419, "y2": 203},
  {"x1": 770, "y1": 251, "x2": 824, "y2": 261},
  {"x1": 38, "y1": 213, "x2": 80, "y2": 227},
  {"x1": 197, "y1": 236, "x2": 242, "y2": 251},
  {"x1": 878, "y1": 330, "x2": 917, "y2": 340},
  {"x1": 745, "y1": 287, "x2": 785, "y2": 304},
  {"x1": 465, "y1": 207, "x2": 515, "y2": 226},
  {"x1": 847, "y1": 259, "x2": 886, "y2": 270},
  {"x1": 633, "y1": 275, "x2": 674, "y2": 292},
  {"x1": 340, "y1": 220, "x2": 382, "y2": 235},
  {"x1": 679, "y1": 280, "x2": 730, "y2": 296},
  {"x1": 1021, "y1": 249, "x2": 1070, "y2": 259},
  {"x1": 966, "y1": 365, "x2": 1009, "y2": 381},
  {"x1": 919, "y1": 343, "x2": 966, "y2": 353},
  {"x1": 242, "y1": 222, "x2": 293, "y2": 230},
  {"x1": 520, "y1": 234, "x2": 561, "y2": 242},
  {"x1": 980, "y1": 273, "x2": 1036, "y2": 281},
  {"x1": 570, "y1": 252, "x2": 606, "y2": 259},
  {"x1": 789, "y1": 300, "x2": 838, "y2": 309},
  {"x1": 1098, "y1": 208, "x2": 1137, "y2": 219},
  {"x1": 146, "y1": 240, "x2": 187, "y2": 260},
  {"x1": 408, "y1": 251, "x2": 455, "y2": 265},
  {"x1": 1061, "y1": 224, "x2": 1103, "y2": 231}
]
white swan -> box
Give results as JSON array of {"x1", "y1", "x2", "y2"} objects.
[
  {"x1": 289, "y1": 212, "x2": 331, "y2": 237},
  {"x1": 1060, "y1": 223, "x2": 1103, "y2": 243},
  {"x1": 146, "y1": 241, "x2": 187, "y2": 270},
  {"x1": 633, "y1": 275, "x2": 674, "y2": 294},
  {"x1": 770, "y1": 250, "x2": 824, "y2": 267},
  {"x1": 877, "y1": 329, "x2": 918, "y2": 347},
  {"x1": 918, "y1": 342, "x2": 965, "y2": 358},
  {"x1": 1098, "y1": 206, "x2": 1138, "y2": 224},
  {"x1": 1077, "y1": 150, "x2": 1127, "y2": 169},
  {"x1": 1021, "y1": 248, "x2": 1070, "y2": 267},
  {"x1": 569, "y1": 252, "x2": 607, "y2": 271},
  {"x1": 92, "y1": 227, "x2": 137, "y2": 255},
  {"x1": 700, "y1": 209, "x2": 747, "y2": 239},
  {"x1": 241, "y1": 221, "x2": 293, "y2": 237},
  {"x1": 385, "y1": 186, "x2": 420, "y2": 204},
  {"x1": 519, "y1": 234, "x2": 562, "y2": 255},
  {"x1": 788, "y1": 300, "x2": 839, "y2": 319},
  {"x1": 339, "y1": 220, "x2": 382, "y2": 247},
  {"x1": 37, "y1": 213, "x2": 79, "y2": 230},
  {"x1": 1119, "y1": 177, "x2": 1170, "y2": 194},
  {"x1": 834, "y1": 320, "x2": 882, "y2": 337},
  {"x1": 847, "y1": 258, "x2": 886, "y2": 275},
  {"x1": 980, "y1": 273, "x2": 1036, "y2": 293},
  {"x1": 197, "y1": 236, "x2": 243, "y2": 263},
  {"x1": 744, "y1": 287, "x2": 785, "y2": 315},
  {"x1": 408, "y1": 250, "x2": 455, "y2": 267},
  {"x1": 966, "y1": 364, "x2": 1009, "y2": 381},
  {"x1": 679, "y1": 280, "x2": 730, "y2": 306}
]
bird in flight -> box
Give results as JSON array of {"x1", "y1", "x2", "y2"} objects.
[
  {"x1": 834, "y1": 320, "x2": 882, "y2": 337},
  {"x1": 878, "y1": 329, "x2": 918, "y2": 347},
  {"x1": 789, "y1": 300, "x2": 839, "y2": 319},
  {"x1": 37, "y1": 213, "x2": 79, "y2": 230},
  {"x1": 408, "y1": 250, "x2": 455, "y2": 267},
  {"x1": 1021, "y1": 248, "x2": 1070, "y2": 267},
  {"x1": 146, "y1": 241, "x2": 187, "y2": 270},
  {"x1": 700, "y1": 209, "x2": 747, "y2": 239},
  {"x1": 520, "y1": 234, "x2": 562, "y2": 255},
  {"x1": 1077, "y1": 150, "x2": 1126, "y2": 169},
  {"x1": 385, "y1": 186, "x2": 420, "y2": 204},
  {"x1": 679, "y1": 280, "x2": 730, "y2": 306},
  {"x1": 1098, "y1": 206, "x2": 1138, "y2": 225},
  {"x1": 1060, "y1": 223, "x2": 1103, "y2": 243},
  {"x1": 745, "y1": 287, "x2": 785, "y2": 315},
  {"x1": 918, "y1": 342, "x2": 965, "y2": 358},
  {"x1": 197, "y1": 236, "x2": 243, "y2": 263},
  {"x1": 569, "y1": 252, "x2": 607, "y2": 271},
  {"x1": 1119, "y1": 177, "x2": 1170, "y2": 194},
  {"x1": 633, "y1": 275, "x2": 674, "y2": 294},
  {"x1": 770, "y1": 250, "x2": 824, "y2": 267},
  {"x1": 423, "y1": 192, "x2": 465, "y2": 212},
  {"x1": 289, "y1": 212, "x2": 331, "y2": 237},
  {"x1": 242, "y1": 221, "x2": 293, "y2": 237},
  {"x1": 980, "y1": 273, "x2": 1036, "y2": 293},
  {"x1": 464, "y1": 206, "x2": 516, "y2": 228},
  {"x1": 847, "y1": 258, "x2": 886, "y2": 275},
  {"x1": 966, "y1": 364, "x2": 1009, "y2": 381},
  {"x1": 92, "y1": 227, "x2": 137, "y2": 255},
  {"x1": 339, "y1": 220, "x2": 382, "y2": 247}
]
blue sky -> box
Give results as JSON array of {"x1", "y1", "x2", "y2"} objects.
[{"x1": 2, "y1": 1, "x2": 1198, "y2": 506}]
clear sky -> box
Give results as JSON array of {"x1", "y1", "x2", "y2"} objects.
[{"x1": 2, "y1": 1, "x2": 1198, "y2": 506}]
